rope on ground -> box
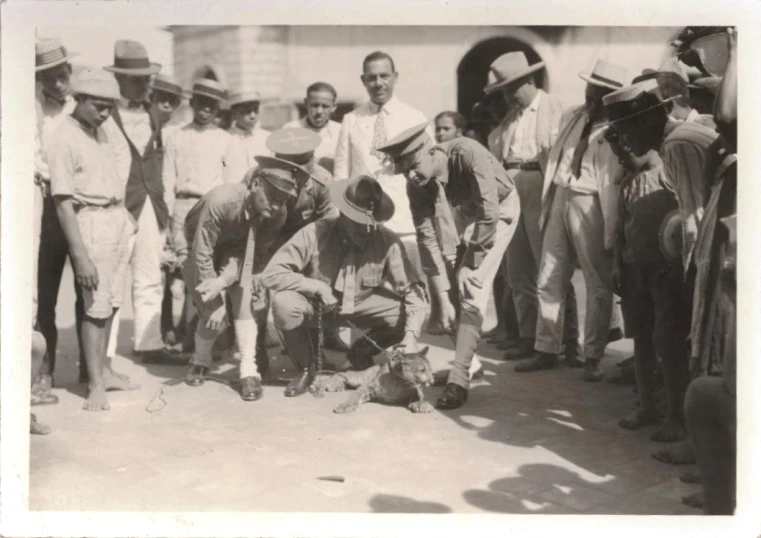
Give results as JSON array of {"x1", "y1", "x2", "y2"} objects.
[{"x1": 145, "y1": 373, "x2": 237, "y2": 415}]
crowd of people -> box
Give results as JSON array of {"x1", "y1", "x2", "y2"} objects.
[{"x1": 31, "y1": 26, "x2": 737, "y2": 515}]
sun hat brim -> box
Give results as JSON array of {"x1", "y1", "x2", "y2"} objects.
[
  {"x1": 578, "y1": 72, "x2": 624, "y2": 91},
  {"x1": 329, "y1": 178, "x2": 395, "y2": 225},
  {"x1": 104, "y1": 63, "x2": 162, "y2": 76},
  {"x1": 483, "y1": 62, "x2": 545, "y2": 94}
]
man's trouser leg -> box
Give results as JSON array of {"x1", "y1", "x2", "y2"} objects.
[
  {"x1": 131, "y1": 199, "x2": 165, "y2": 352},
  {"x1": 106, "y1": 232, "x2": 137, "y2": 359},
  {"x1": 449, "y1": 191, "x2": 520, "y2": 389},
  {"x1": 566, "y1": 192, "x2": 614, "y2": 360},
  {"x1": 535, "y1": 187, "x2": 576, "y2": 355},
  {"x1": 272, "y1": 290, "x2": 404, "y2": 370},
  {"x1": 505, "y1": 169, "x2": 543, "y2": 340}
]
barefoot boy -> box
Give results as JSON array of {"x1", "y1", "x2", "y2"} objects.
[
  {"x1": 47, "y1": 68, "x2": 137, "y2": 411},
  {"x1": 604, "y1": 79, "x2": 690, "y2": 442}
]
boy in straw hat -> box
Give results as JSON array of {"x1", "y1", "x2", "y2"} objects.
[
  {"x1": 46, "y1": 68, "x2": 138, "y2": 411},
  {"x1": 181, "y1": 157, "x2": 301, "y2": 401},
  {"x1": 483, "y1": 51, "x2": 582, "y2": 363},
  {"x1": 33, "y1": 37, "x2": 81, "y2": 403},
  {"x1": 376, "y1": 121, "x2": 521, "y2": 410},
  {"x1": 261, "y1": 175, "x2": 427, "y2": 398},
  {"x1": 284, "y1": 82, "x2": 342, "y2": 174},
  {"x1": 227, "y1": 87, "x2": 271, "y2": 181},
  {"x1": 603, "y1": 79, "x2": 687, "y2": 442},
  {"x1": 163, "y1": 78, "x2": 242, "y2": 349},
  {"x1": 150, "y1": 74, "x2": 185, "y2": 128},
  {"x1": 513, "y1": 59, "x2": 627, "y2": 383}
]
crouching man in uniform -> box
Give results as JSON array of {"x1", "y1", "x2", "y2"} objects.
[
  {"x1": 261, "y1": 175, "x2": 428, "y2": 397},
  {"x1": 182, "y1": 156, "x2": 299, "y2": 401}
]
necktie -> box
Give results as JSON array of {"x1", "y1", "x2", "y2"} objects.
[
  {"x1": 340, "y1": 249, "x2": 357, "y2": 315},
  {"x1": 570, "y1": 119, "x2": 594, "y2": 180},
  {"x1": 371, "y1": 106, "x2": 387, "y2": 159}
]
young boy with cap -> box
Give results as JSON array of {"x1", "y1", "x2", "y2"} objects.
[
  {"x1": 261, "y1": 175, "x2": 427, "y2": 398},
  {"x1": 284, "y1": 82, "x2": 342, "y2": 174},
  {"x1": 163, "y1": 78, "x2": 241, "y2": 345},
  {"x1": 150, "y1": 74, "x2": 185, "y2": 128},
  {"x1": 604, "y1": 81, "x2": 688, "y2": 441},
  {"x1": 47, "y1": 68, "x2": 138, "y2": 411},
  {"x1": 377, "y1": 122, "x2": 521, "y2": 410},
  {"x1": 227, "y1": 88, "x2": 271, "y2": 181},
  {"x1": 182, "y1": 157, "x2": 299, "y2": 400}
]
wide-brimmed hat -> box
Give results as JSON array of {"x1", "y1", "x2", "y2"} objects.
[
  {"x1": 375, "y1": 121, "x2": 431, "y2": 174},
  {"x1": 252, "y1": 155, "x2": 300, "y2": 198},
  {"x1": 229, "y1": 89, "x2": 262, "y2": 107},
  {"x1": 266, "y1": 128, "x2": 321, "y2": 158},
  {"x1": 330, "y1": 175, "x2": 394, "y2": 226},
  {"x1": 104, "y1": 40, "x2": 161, "y2": 76},
  {"x1": 579, "y1": 59, "x2": 627, "y2": 91},
  {"x1": 602, "y1": 79, "x2": 670, "y2": 125},
  {"x1": 484, "y1": 52, "x2": 545, "y2": 95},
  {"x1": 71, "y1": 67, "x2": 120, "y2": 101},
  {"x1": 151, "y1": 74, "x2": 185, "y2": 98},
  {"x1": 191, "y1": 78, "x2": 227, "y2": 102},
  {"x1": 35, "y1": 38, "x2": 79, "y2": 72}
]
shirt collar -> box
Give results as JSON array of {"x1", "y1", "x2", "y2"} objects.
[{"x1": 369, "y1": 95, "x2": 399, "y2": 115}]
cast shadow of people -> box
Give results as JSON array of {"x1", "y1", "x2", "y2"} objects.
[{"x1": 369, "y1": 493, "x2": 452, "y2": 513}]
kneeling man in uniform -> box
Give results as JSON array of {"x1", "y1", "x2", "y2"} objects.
[{"x1": 261, "y1": 175, "x2": 428, "y2": 397}]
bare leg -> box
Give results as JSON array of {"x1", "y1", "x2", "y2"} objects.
[
  {"x1": 102, "y1": 309, "x2": 140, "y2": 391},
  {"x1": 81, "y1": 315, "x2": 110, "y2": 411},
  {"x1": 651, "y1": 332, "x2": 689, "y2": 442}
]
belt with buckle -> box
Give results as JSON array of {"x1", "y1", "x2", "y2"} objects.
[{"x1": 503, "y1": 161, "x2": 540, "y2": 172}]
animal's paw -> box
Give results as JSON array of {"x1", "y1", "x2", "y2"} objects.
[
  {"x1": 333, "y1": 402, "x2": 359, "y2": 414},
  {"x1": 408, "y1": 400, "x2": 434, "y2": 414}
]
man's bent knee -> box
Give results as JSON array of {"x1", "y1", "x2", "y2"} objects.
[{"x1": 271, "y1": 290, "x2": 311, "y2": 331}]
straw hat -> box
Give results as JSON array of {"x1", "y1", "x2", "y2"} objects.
[
  {"x1": 484, "y1": 52, "x2": 545, "y2": 94},
  {"x1": 579, "y1": 59, "x2": 627, "y2": 91},
  {"x1": 35, "y1": 38, "x2": 78, "y2": 72},
  {"x1": 103, "y1": 40, "x2": 161, "y2": 76},
  {"x1": 191, "y1": 78, "x2": 227, "y2": 101}
]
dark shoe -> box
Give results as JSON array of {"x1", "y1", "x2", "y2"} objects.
[
  {"x1": 240, "y1": 376, "x2": 263, "y2": 401},
  {"x1": 142, "y1": 348, "x2": 190, "y2": 366},
  {"x1": 284, "y1": 368, "x2": 314, "y2": 397},
  {"x1": 563, "y1": 341, "x2": 584, "y2": 368},
  {"x1": 583, "y1": 358, "x2": 604, "y2": 382},
  {"x1": 501, "y1": 339, "x2": 534, "y2": 360},
  {"x1": 185, "y1": 365, "x2": 209, "y2": 386},
  {"x1": 515, "y1": 352, "x2": 559, "y2": 373},
  {"x1": 607, "y1": 327, "x2": 624, "y2": 344},
  {"x1": 436, "y1": 383, "x2": 468, "y2": 410},
  {"x1": 323, "y1": 330, "x2": 350, "y2": 352}
]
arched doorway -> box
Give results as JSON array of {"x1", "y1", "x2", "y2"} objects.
[{"x1": 457, "y1": 36, "x2": 548, "y2": 123}]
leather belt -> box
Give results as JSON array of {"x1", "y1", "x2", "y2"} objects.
[
  {"x1": 74, "y1": 198, "x2": 122, "y2": 212},
  {"x1": 176, "y1": 192, "x2": 202, "y2": 200},
  {"x1": 503, "y1": 161, "x2": 540, "y2": 172}
]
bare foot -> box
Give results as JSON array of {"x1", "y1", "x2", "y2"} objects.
[
  {"x1": 650, "y1": 419, "x2": 686, "y2": 442},
  {"x1": 30, "y1": 413, "x2": 51, "y2": 435},
  {"x1": 83, "y1": 387, "x2": 111, "y2": 411},
  {"x1": 619, "y1": 407, "x2": 659, "y2": 430},
  {"x1": 104, "y1": 374, "x2": 140, "y2": 391},
  {"x1": 333, "y1": 403, "x2": 359, "y2": 414},
  {"x1": 682, "y1": 491, "x2": 704, "y2": 509},
  {"x1": 652, "y1": 440, "x2": 695, "y2": 465}
]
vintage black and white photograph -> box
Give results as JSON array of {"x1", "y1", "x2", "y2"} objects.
[{"x1": 2, "y1": 1, "x2": 759, "y2": 536}]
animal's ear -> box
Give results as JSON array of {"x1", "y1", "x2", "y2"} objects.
[{"x1": 418, "y1": 346, "x2": 429, "y2": 357}]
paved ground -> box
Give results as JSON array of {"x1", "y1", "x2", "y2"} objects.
[{"x1": 30, "y1": 265, "x2": 702, "y2": 514}]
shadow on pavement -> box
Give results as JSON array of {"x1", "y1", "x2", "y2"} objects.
[{"x1": 369, "y1": 493, "x2": 452, "y2": 513}]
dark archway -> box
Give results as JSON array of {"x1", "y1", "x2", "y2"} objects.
[{"x1": 457, "y1": 37, "x2": 548, "y2": 123}]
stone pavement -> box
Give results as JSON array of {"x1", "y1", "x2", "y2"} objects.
[{"x1": 29, "y1": 266, "x2": 702, "y2": 514}]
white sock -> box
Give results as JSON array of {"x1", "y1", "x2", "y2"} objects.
[{"x1": 234, "y1": 319, "x2": 259, "y2": 379}]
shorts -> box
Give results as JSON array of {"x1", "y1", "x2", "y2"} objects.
[
  {"x1": 620, "y1": 262, "x2": 689, "y2": 340},
  {"x1": 78, "y1": 206, "x2": 134, "y2": 320}
]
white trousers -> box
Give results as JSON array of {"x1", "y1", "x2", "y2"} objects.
[{"x1": 107, "y1": 198, "x2": 165, "y2": 357}]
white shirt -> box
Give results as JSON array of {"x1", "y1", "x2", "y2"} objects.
[
  {"x1": 228, "y1": 124, "x2": 271, "y2": 182},
  {"x1": 506, "y1": 91, "x2": 542, "y2": 162},
  {"x1": 115, "y1": 97, "x2": 152, "y2": 156},
  {"x1": 283, "y1": 117, "x2": 341, "y2": 174},
  {"x1": 334, "y1": 95, "x2": 430, "y2": 236},
  {"x1": 163, "y1": 122, "x2": 238, "y2": 215}
]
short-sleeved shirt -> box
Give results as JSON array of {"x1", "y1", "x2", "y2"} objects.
[
  {"x1": 617, "y1": 163, "x2": 678, "y2": 264},
  {"x1": 47, "y1": 116, "x2": 123, "y2": 206}
]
